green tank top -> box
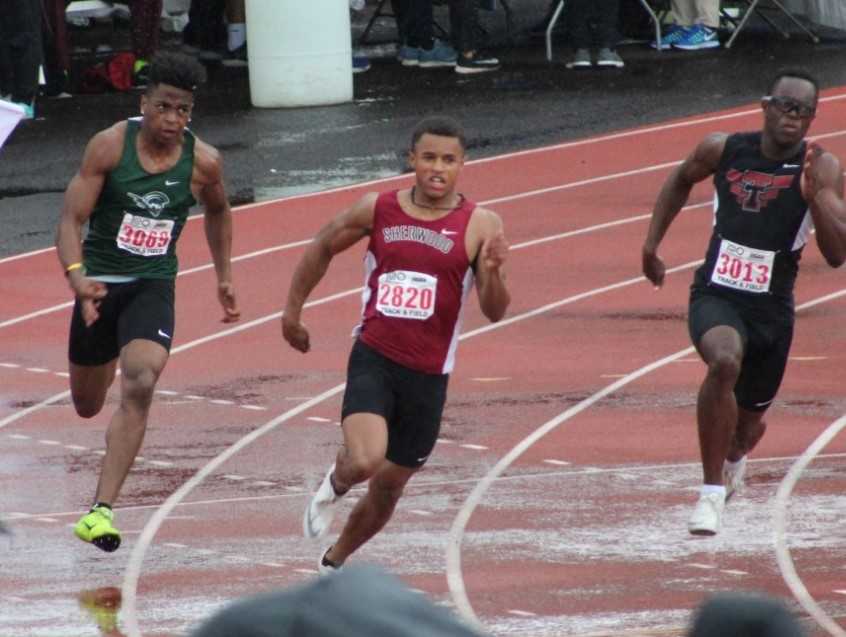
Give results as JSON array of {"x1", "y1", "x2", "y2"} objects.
[{"x1": 83, "y1": 118, "x2": 197, "y2": 279}]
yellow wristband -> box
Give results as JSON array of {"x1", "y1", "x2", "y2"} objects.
[{"x1": 65, "y1": 262, "x2": 84, "y2": 276}]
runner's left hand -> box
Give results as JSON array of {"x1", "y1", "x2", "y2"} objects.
[
  {"x1": 480, "y1": 232, "x2": 509, "y2": 271},
  {"x1": 217, "y1": 281, "x2": 240, "y2": 323},
  {"x1": 801, "y1": 142, "x2": 824, "y2": 202}
]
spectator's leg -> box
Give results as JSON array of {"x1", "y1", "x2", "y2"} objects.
[
  {"x1": 593, "y1": 0, "x2": 620, "y2": 49},
  {"x1": 669, "y1": 0, "x2": 695, "y2": 26},
  {"x1": 695, "y1": 0, "x2": 720, "y2": 28},
  {"x1": 449, "y1": 0, "x2": 477, "y2": 54},
  {"x1": 129, "y1": 0, "x2": 163, "y2": 62},
  {"x1": 2, "y1": 0, "x2": 42, "y2": 107},
  {"x1": 225, "y1": 0, "x2": 246, "y2": 53},
  {"x1": 404, "y1": 0, "x2": 434, "y2": 49},
  {"x1": 42, "y1": 0, "x2": 71, "y2": 96},
  {"x1": 567, "y1": 0, "x2": 593, "y2": 50}
]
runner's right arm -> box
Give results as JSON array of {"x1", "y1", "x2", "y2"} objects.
[
  {"x1": 642, "y1": 132, "x2": 727, "y2": 288},
  {"x1": 55, "y1": 125, "x2": 122, "y2": 324},
  {"x1": 282, "y1": 192, "x2": 378, "y2": 353}
]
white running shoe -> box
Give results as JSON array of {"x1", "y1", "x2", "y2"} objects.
[
  {"x1": 723, "y1": 456, "x2": 747, "y2": 501},
  {"x1": 303, "y1": 464, "x2": 342, "y2": 539},
  {"x1": 688, "y1": 492, "x2": 725, "y2": 536},
  {"x1": 318, "y1": 546, "x2": 343, "y2": 576}
]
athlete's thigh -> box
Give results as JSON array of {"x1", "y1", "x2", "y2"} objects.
[
  {"x1": 116, "y1": 279, "x2": 175, "y2": 356},
  {"x1": 688, "y1": 291, "x2": 748, "y2": 360},
  {"x1": 68, "y1": 284, "x2": 123, "y2": 367},
  {"x1": 735, "y1": 317, "x2": 794, "y2": 412},
  {"x1": 389, "y1": 367, "x2": 448, "y2": 469},
  {"x1": 341, "y1": 340, "x2": 394, "y2": 461}
]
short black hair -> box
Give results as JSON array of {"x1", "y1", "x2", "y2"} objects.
[
  {"x1": 146, "y1": 51, "x2": 207, "y2": 94},
  {"x1": 411, "y1": 116, "x2": 466, "y2": 151},
  {"x1": 768, "y1": 68, "x2": 819, "y2": 100}
]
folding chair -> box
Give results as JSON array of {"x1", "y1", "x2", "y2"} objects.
[
  {"x1": 723, "y1": 0, "x2": 819, "y2": 48},
  {"x1": 545, "y1": 0, "x2": 662, "y2": 62}
]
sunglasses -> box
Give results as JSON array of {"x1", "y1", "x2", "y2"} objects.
[{"x1": 764, "y1": 95, "x2": 816, "y2": 119}]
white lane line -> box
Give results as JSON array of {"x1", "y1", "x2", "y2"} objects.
[
  {"x1": 773, "y1": 413, "x2": 846, "y2": 637},
  {"x1": 26, "y1": 368, "x2": 48, "y2": 373},
  {"x1": 543, "y1": 459, "x2": 570, "y2": 466},
  {"x1": 147, "y1": 461, "x2": 173, "y2": 468},
  {"x1": 0, "y1": 193, "x2": 710, "y2": 331},
  {"x1": 122, "y1": 384, "x2": 348, "y2": 637},
  {"x1": 209, "y1": 399, "x2": 235, "y2": 405},
  {"x1": 9, "y1": 452, "x2": 846, "y2": 522},
  {"x1": 119, "y1": 257, "x2": 709, "y2": 637},
  {"x1": 507, "y1": 610, "x2": 537, "y2": 617},
  {"x1": 241, "y1": 405, "x2": 267, "y2": 411},
  {"x1": 0, "y1": 287, "x2": 362, "y2": 432},
  {"x1": 445, "y1": 287, "x2": 846, "y2": 629},
  {"x1": 4, "y1": 95, "x2": 824, "y2": 270},
  {"x1": 460, "y1": 444, "x2": 488, "y2": 451},
  {"x1": 306, "y1": 416, "x2": 332, "y2": 423}
]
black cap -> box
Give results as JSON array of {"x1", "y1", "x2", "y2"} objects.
[{"x1": 190, "y1": 564, "x2": 487, "y2": 637}]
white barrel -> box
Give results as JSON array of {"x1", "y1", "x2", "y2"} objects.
[{"x1": 246, "y1": 0, "x2": 353, "y2": 108}]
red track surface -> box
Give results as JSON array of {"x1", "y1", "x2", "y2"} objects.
[{"x1": 2, "y1": 92, "x2": 846, "y2": 637}]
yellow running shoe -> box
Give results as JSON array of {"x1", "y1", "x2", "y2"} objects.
[{"x1": 74, "y1": 505, "x2": 121, "y2": 552}]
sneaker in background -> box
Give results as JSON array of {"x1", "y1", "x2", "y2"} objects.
[
  {"x1": 74, "y1": 504, "x2": 121, "y2": 552},
  {"x1": 565, "y1": 48, "x2": 592, "y2": 69},
  {"x1": 455, "y1": 51, "x2": 499, "y2": 74},
  {"x1": 353, "y1": 55, "x2": 371, "y2": 74},
  {"x1": 596, "y1": 48, "x2": 624, "y2": 68},
  {"x1": 303, "y1": 464, "x2": 344, "y2": 539},
  {"x1": 674, "y1": 24, "x2": 720, "y2": 50},
  {"x1": 688, "y1": 491, "x2": 725, "y2": 535},
  {"x1": 651, "y1": 23, "x2": 686, "y2": 50},
  {"x1": 397, "y1": 44, "x2": 422, "y2": 67},
  {"x1": 419, "y1": 39, "x2": 457, "y2": 68}
]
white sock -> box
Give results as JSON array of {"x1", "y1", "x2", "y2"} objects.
[
  {"x1": 724, "y1": 456, "x2": 746, "y2": 471},
  {"x1": 700, "y1": 484, "x2": 726, "y2": 497},
  {"x1": 227, "y1": 23, "x2": 246, "y2": 51}
]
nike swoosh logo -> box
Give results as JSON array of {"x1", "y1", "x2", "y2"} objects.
[
  {"x1": 164, "y1": 180, "x2": 180, "y2": 186},
  {"x1": 157, "y1": 329, "x2": 171, "y2": 339},
  {"x1": 440, "y1": 229, "x2": 458, "y2": 235}
]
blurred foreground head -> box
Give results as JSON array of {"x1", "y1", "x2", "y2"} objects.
[
  {"x1": 688, "y1": 593, "x2": 805, "y2": 637},
  {"x1": 191, "y1": 564, "x2": 487, "y2": 637}
]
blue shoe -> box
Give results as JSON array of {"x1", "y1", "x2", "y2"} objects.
[
  {"x1": 673, "y1": 24, "x2": 720, "y2": 50},
  {"x1": 397, "y1": 44, "x2": 421, "y2": 67},
  {"x1": 418, "y1": 39, "x2": 457, "y2": 68},
  {"x1": 352, "y1": 55, "x2": 371, "y2": 73},
  {"x1": 650, "y1": 23, "x2": 685, "y2": 50}
]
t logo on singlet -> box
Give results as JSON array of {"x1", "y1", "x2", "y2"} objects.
[
  {"x1": 726, "y1": 169, "x2": 794, "y2": 213},
  {"x1": 127, "y1": 191, "x2": 171, "y2": 218}
]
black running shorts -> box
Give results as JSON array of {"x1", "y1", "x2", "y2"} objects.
[
  {"x1": 688, "y1": 288, "x2": 794, "y2": 412},
  {"x1": 69, "y1": 278, "x2": 176, "y2": 366},
  {"x1": 341, "y1": 339, "x2": 449, "y2": 469}
]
